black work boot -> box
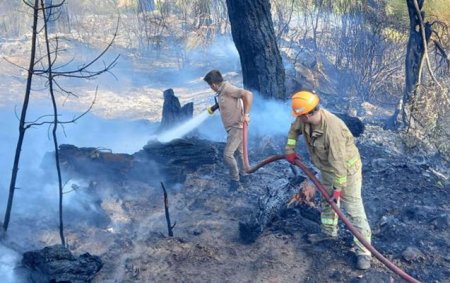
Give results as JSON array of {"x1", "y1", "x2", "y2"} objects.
[
  {"x1": 307, "y1": 232, "x2": 337, "y2": 244},
  {"x1": 239, "y1": 173, "x2": 250, "y2": 184},
  {"x1": 229, "y1": 180, "x2": 242, "y2": 192},
  {"x1": 356, "y1": 255, "x2": 371, "y2": 270}
]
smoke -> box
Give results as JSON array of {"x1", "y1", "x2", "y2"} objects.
[
  {"x1": 0, "y1": 25, "x2": 291, "y2": 282},
  {"x1": 250, "y1": 95, "x2": 293, "y2": 137},
  {"x1": 0, "y1": 102, "x2": 159, "y2": 280},
  {"x1": 194, "y1": 93, "x2": 294, "y2": 144},
  {"x1": 0, "y1": 244, "x2": 23, "y2": 283}
]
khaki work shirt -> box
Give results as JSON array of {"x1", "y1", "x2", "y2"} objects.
[
  {"x1": 216, "y1": 81, "x2": 245, "y2": 131},
  {"x1": 285, "y1": 109, "x2": 360, "y2": 189}
]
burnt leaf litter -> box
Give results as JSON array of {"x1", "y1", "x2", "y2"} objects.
[{"x1": 46, "y1": 120, "x2": 450, "y2": 283}]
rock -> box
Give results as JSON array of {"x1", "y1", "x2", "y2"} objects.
[
  {"x1": 22, "y1": 245, "x2": 103, "y2": 283},
  {"x1": 353, "y1": 271, "x2": 394, "y2": 283},
  {"x1": 431, "y1": 213, "x2": 450, "y2": 230},
  {"x1": 402, "y1": 246, "x2": 424, "y2": 262}
]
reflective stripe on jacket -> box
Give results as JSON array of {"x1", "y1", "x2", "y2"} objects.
[{"x1": 285, "y1": 109, "x2": 360, "y2": 190}]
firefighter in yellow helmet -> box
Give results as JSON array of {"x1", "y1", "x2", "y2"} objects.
[{"x1": 285, "y1": 90, "x2": 372, "y2": 270}]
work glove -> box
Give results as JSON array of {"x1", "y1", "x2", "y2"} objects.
[
  {"x1": 285, "y1": 152, "x2": 299, "y2": 164},
  {"x1": 329, "y1": 188, "x2": 342, "y2": 205}
]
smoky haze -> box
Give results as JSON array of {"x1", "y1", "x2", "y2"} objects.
[{"x1": 0, "y1": 29, "x2": 295, "y2": 282}]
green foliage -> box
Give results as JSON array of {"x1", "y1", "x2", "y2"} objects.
[
  {"x1": 385, "y1": 0, "x2": 409, "y2": 24},
  {"x1": 387, "y1": 0, "x2": 450, "y2": 25},
  {"x1": 424, "y1": 0, "x2": 450, "y2": 22}
]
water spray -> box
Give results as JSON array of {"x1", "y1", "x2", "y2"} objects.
[{"x1": 153, "y1": 100, "x2": 219, "y2": 143}]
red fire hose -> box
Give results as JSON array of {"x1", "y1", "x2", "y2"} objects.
[{"x1": 241, "y1": 121, "x2": 420, "y2": 283}]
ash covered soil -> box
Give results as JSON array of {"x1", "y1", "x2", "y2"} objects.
[
  {"x1": 1, "y1": 38, "x2": 449, "y2": 283},
  {"x1": 20, "y1": 123, "x2": 448, "y2": 283}
]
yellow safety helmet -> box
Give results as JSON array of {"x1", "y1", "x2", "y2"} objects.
[{"x1": 291, "y1": 90, "x2": 320, "y2": 116}]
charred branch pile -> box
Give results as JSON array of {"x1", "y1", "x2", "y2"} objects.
[
  {"x1": 22, "y1": 245, "x2": 103, "y2": 283},
  {"x1": 139, "y1": 138, "x2": 221, "y2": 184},
  {"x1": 57, "y1": 138, "x2": 221, "y2": 185},
  {"x1": 57, "y1": 144, "x2": 135, "y2": 182}
]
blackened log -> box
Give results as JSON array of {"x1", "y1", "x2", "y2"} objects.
[
  {"x1": 57, "y1": 138, "x2": 221, "y2": 186},
  {"x1": 239, "y1": 176, "x2": 305, "y2": 243},
  {"x1": 141, "y1": 138, "x2": 221, "y2": 184}
]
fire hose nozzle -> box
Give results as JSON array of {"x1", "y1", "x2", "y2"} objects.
[{"x1": 207, "y1": 103, "x2": 219, "y2": 114}]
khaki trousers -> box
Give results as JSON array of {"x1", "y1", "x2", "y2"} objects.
[
  {"x1": 224, "y1": 127, "x2": 244, "y2": 181},
  {"x1": 320, "y1": 158, "x2": 372, "y2": 256}
]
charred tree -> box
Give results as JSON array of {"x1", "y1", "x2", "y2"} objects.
[
  {"x1": 2, "y1": 0, "x2": 40, "y2": 233},
  {"x1": 403, "y1": 0, "x2": 432, "y2": 124},
  {"x1": 159, "y1": 88, "x2": 193, "y2": 131},
  {"x1": 2, "y1": 0, "x2": 118, "y2": 245},
  {"x1": 386, "y1": 0, "x2": 432, "y2": 129},
  {"x1": 226, "y1": 0, "x2": 286, "y2": 99},
  {"x1": 41, "y1": 0, "x2": 66, "y2": 245}
]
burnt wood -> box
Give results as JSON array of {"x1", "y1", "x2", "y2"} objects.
[
  {"x1": 239, "y1": 176, "x2": 306, "y2": 243},
  {"x1": 57, "y1": 138, "x2": 221, "y2": 186},
  {"x1": 22, "y1": 245, "x2": 103, "y2": 283},
  {"x1": 160, "y1": 88, "x2": 193, "y2": 131}
]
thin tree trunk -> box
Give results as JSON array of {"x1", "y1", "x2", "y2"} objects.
[
  {"x1": 3, "y1": 0, "x2": 40, "y2": 232},
  {"x1": 41, "y1": 0, "x2": 65, "y2": 246},
  {"x1": 385, "y1": 0, "x2": 430, "y2": 129},
  {"x1": 161, "y1": 182, "x2": 175, "y2": 237}
]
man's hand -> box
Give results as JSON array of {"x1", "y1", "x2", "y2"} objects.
[
  {"x1": 285, "y1": 152, "x2": 298, "y2": 164},
  {"x1": 243, "y1": 113, "x2": 250, "y2": 123},
  {"x1": 329, "y1": 189, "x2": 342, "y2": 205}
]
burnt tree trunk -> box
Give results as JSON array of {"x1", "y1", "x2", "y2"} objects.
[
  {"x1": 3, "y1": 0, "x2": 40, "y2": 232},
  {"x1": 159, "y1": 88, "x2": 193, "y2": 131},
  {"x1": 226, "y1": 0, "x2": 286, "y2": 99},
  {"x1": 386, "y1": 0, "x2": 431, "y2": 129}
]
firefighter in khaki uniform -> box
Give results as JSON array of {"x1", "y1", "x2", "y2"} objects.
[
  {"x1": 204, "y1": 70, "x2": 253, "y2": 191},
  {"x1": 285, "y1": 90, "x2": 372, "y2": 270}
]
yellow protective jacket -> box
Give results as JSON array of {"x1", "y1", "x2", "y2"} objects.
[{"x1": 285, "y1": 109, "x2": 360, "y2": 190}]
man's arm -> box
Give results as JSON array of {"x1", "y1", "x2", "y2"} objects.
[
  {"x1": 285, "y1": 119, "x2": 302, "y2": 154},
  {"x1": 241, "y1": 90, "x2": 253, "y2": 116}
]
